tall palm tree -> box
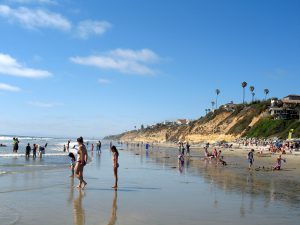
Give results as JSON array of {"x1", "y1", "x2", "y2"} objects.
[
  {"x1": 205, "y1": 109, "x2": 211, "y2": 115},
  {"x1": 249, "y1": 86, "x2": 255, "y2": 102},
  {"x1": 252, "y1": 92, "x2": 255, "y2": 102},
  {"x1": 264, "y1": 89, "x2": 270, "y2": 100},
  {"x1": 215, "y1": 89, "x2": 220, "y2": 109},
  {"x1": 242, "y1": 82, "x2": 247, "y2": 104},
  {"x1": 211, "y1": 101, "x2": 215, "y2": 111}
]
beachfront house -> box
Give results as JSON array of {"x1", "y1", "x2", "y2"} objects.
[
  {"x1": 163, "y1": 120, "x2": 176, "y2": 126},
  {"x1": 176, "y1": 119, "x2": 190, "y2": 125},
  {"x1": 221, "y1": 101, "x2": 237, "y2": 112},
  {"x1": 269, "y1": 95, "x2": 300, "y2": 120}
]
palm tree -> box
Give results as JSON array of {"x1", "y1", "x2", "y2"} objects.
[
  {"x1": 211, "y1": 101, "x2": 215, "y2": 111},
  {"x1": 205, "y1": 109, "x2": 211, "y2": 115},
  {"x1": 242, "y1": 82, "x2": 247, "y2": 104},
  {"x1": 249, "y1": 86, "x2": 255, "y2": 102},
  {"x1": 252, "y1": 92, "x2": 255, "y2": 102},
  {"x1": 215, "y1": 89, "x2": 220, "y2": 109},
  {"x1": 264, "y1": 89, "x2": 270, "y2": 100}
]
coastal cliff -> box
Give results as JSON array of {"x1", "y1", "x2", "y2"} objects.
[{"x1": 105, "y1": 101, "x2": 300, "y2": 143}]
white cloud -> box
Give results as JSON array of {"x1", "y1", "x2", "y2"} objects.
[
  {"x1": 28, "y1": 101, "x2": 63, "y2": 108},
  {"x1": 70, "y1": 48, "x2": 161, "y2": 75},
  {"x1": 0, "y1": 4, "x2": 71, "y2": 31},
  {"x1": 0, "y1": 53, "x2": 51, "y2": 78},
  {"x1": 0, "y1": 83, "x2": 21, "y2": 92},
  {"x1": 9, "y1": 0, "x2": 57, "y2": 5},
  {"x1": 76, "y1": 20, "x2": 111, "y2": 39},
  {"x1": 98, "y1": 78, "x2": 111, "y2": 84}
]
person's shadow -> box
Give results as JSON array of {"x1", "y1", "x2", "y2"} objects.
[{"x1": 107, "y1": 190, "x2": 118, "y2": 225}]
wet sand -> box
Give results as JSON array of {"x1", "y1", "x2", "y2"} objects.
[{"x1": 1, "y1": 143, "x2": 300, "y2": 225}]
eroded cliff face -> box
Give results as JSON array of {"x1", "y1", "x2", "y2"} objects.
[{"x1": 110, "y1": 102, "x2": 270, "y2": 143}]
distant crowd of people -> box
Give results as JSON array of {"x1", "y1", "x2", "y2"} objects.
[{"x1": 12, "y1": 137, "x2": 47, "y2": 159}]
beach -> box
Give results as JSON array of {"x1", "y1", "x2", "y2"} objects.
[{"x1": 1, "y1": 138, "x2": 300, "y2": 225}]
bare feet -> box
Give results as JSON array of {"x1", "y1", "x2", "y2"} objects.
[
  {"x1": 82, "y1": 181, "x2": 87, "y2": 189},
  {"x1": 112, "y1": 186, "x2": 118, "y2": 189},
  {"x1": 76, "y1": 184, "x2": 81, "y2": 189}
]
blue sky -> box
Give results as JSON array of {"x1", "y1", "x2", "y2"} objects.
[{"x1": 0, "y1": 0, "x2": 299, "y2": 138}]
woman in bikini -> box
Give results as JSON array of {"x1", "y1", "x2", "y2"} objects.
[
  {"x1": 110, "y1": 145, "x2": 119, "y2": 189},
  {"x1": 75, "y1": 137, "x2": 88, "y2": 189}
]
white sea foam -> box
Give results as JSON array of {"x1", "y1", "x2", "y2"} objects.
[
  {"x1": 0, "y1": 153, "x2": 68, "y2": 158},
  {"x1": 0, "y1": 136, "x2": 54, "y2": 141}
]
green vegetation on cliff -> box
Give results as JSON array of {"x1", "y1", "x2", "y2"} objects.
[{"x1": 246, "y1": 118, "x2": 300, "y2": 139}]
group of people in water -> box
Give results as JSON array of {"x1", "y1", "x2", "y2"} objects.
[{"x1": 12, "y1": 137, "x2": 47, "y2": 159}]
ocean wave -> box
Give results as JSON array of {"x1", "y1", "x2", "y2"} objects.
[
  {"x1": 0, "y1": 136, "x2": 54, "y2": 141},
  {"x1": 0, "y1": 153, "x2": 69, "y2": 158}
]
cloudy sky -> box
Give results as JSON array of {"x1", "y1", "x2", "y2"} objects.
[{"x1": 0, "y1": 0, "x2": 299, "y2": 138}]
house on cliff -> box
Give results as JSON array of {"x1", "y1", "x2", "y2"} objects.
[{"x1": 269, "y1": 95, "x2": 300, "y2": 120}]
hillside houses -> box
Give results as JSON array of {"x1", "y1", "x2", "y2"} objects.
[{"x1": 269, "y1": 95, "x2": 300, "y2": 120}]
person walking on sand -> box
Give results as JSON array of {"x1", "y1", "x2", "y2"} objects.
[
  {"x1": 75, "y1": 137, "x2": 88, "y2": 189},
  {"x1": 247, "y1": 149, "x2": 255, "y2": 170},
  {"x1": 110, "y1": 145, "x2": 119, "y2": 189}
]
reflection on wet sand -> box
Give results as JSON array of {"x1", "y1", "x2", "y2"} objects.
[
  {"x1": 73, "y1": 190, "x2": 86, "y2": 225},
  {"x1": 127, "y1": 146, "x2": 300, "y2": 210},
  {"x1": 107, "y1": 190, "x2": 118, "y2": 225}
]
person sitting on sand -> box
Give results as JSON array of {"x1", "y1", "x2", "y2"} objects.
[
  {"x1": 110, "y1": 145, "x2": 119, "y2": 189},
  {"x1": 217, "y1": 150, "x2": 227, "y2": 166},
  {"x1": 75, "y1": 136, "x2": 88, "y2": 189},
  {"x1": 247, "y1": 149, "x2": 255, "y2": 170},
  {"x1": 272, "y1": 155, "x2": 286, "y2": 171}
]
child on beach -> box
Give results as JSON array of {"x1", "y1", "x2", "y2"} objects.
[
  {"x1": 247, "y1": 149, "x2": 255, "y2": 170},
  {"x1": 272, "y1": 155, "x2": 286, "y2": 171},
  {"x1": 68, "y1": 152, "x2": 76, "y2": 177}
]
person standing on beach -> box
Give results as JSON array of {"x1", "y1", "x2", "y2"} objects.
[
  {"x1": 247, "y1": 149, "x2": 255, "y2": 170},
  {"x1": 186, "y1": 142, "x2": 191, "y2": 156},
  {"x1": 25, "y1": 143, "x2": 31, "y2": 158},
  {"x1": 75, "y1": 137, "x2": 88, "y2": 189},
  {"x1": 67, "y1": 140, "x2": 70, "y2": 152},
  {"x1": 110, "y1": 145, "x2": 119, "y2": 189},
  {"x1": 32, "y1": 144, "x2": 37, "y2": 159}
]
